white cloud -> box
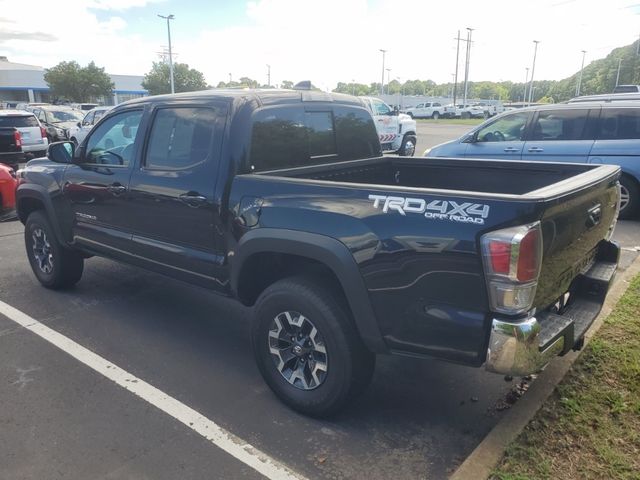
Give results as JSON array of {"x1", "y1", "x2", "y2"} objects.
[
  {"x1": 0, "y1": 0, "x2": 160, "y2": 74},
  {"x1": 0, "y1": 0, "x2": 638, "y2": 88}
]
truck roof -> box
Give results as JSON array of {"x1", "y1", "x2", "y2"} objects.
[{"x1": 119, "y1": 88, "x2": 365, "y2": 109}]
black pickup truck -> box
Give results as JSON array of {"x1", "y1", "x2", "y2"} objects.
[
  {"x1": 16, "y1": 89, "x2": 620, "y2": 416},
  {"x1": 0, "y1": 126, "x2": 23, "y2": 168}
]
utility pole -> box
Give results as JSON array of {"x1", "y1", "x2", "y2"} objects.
[
  {"x1": 453, "y1": 30, "x2": 462, "y2": 105},
  {"x1": 523, "y1": 67, "x2": 529, "y2": 103},
  {"x1": 576, "y1": 50, "x2": 586, "y2": 97},
  {"x1": 616, "y1": 58, "x2": 622, "y2": 87},
  {"x1": 379, "y1": 49, "x2": 386, "y2": 95},
  {"x1": 528, "y1": 40, "x2": 540, "y2": 105},
  {"x1": 352, "y1": 79, "x2": 356, "y2": 96},
  {"x1": 266, "y1": 64, "x2": 271, "y2": 87},
  {"x1": 228, "y1": 73, "x2": 232, "y2": 83},
  {"x1": 450, "y1": 73, "x2": 455, "y2": 100},
  {"x1": 157, "y1": 14, "x2": 175, "y2": 94},
  {"x1": 385, "y1": 68, "x2": 391, "y2": 95},
  {"x1": 462, "y1": 27, "x2": 474, "y2": 108}
]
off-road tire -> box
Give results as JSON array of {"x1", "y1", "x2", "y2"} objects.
[
  {"x1": 25, "y1": 211, "x2": 84, "y2": 289},
  {"x1": 252, "y1": 275, "x2": 375, "y2": 417}
]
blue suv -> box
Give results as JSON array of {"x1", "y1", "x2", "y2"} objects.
[{"x1": 425, "y1": 102, "x2": 640, "y2": 218}]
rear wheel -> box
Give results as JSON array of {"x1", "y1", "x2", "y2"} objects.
[
  {"x1": 252, "y1": 275, "x2": 375, "y2": 417},
  {"x1": 25, "y1": 211, "x2": 84, "y2": 289},
  {"x1": 619, "y1": 175, "x2": 639, "y2": 219}
]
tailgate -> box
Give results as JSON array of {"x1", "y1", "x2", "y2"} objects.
[
  {"x1": 533, "y1": 167, "x2": 619, "y2": 311},
  {"x1": 0, "y1": 128, "x2": 20, "y2": 153}
]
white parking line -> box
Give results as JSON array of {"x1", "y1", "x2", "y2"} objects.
[{"x1": 0, "y1": 300, "x2": 307, "y2": 480}]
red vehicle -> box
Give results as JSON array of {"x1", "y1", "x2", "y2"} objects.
[{"x1": 0, "y1": 163, "x2": 17, "y2": 220}]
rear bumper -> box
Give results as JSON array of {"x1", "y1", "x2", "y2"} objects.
[
  {"x1": 0, "y1": 152, "x2": 24, "y2": 166},
  {"x1": 485, "y1": 240, "x2": 619, "y2": 376}
]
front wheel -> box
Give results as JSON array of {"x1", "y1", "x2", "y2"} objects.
[
  {"x1": 252, "y1": 275, "x2": 375, "y2": 417},
  {"x1": 431, "y1": 111, "x2": 440, "y2": 120},
  {"x1": 619, "y1": 176, "x2": 639, "y2": 219},
  {"x1": 398, "y1": 134, "x2": 417, "y2": 157},
  {"x1": 25, "y1": 211, "x2": 84, "y2": 289}
]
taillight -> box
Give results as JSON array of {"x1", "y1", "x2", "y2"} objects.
[
  {"x1": 40, "y1": 126, "x2": 47, "y2": 138},
  {"x1": 13, "y1": 130, "x2": 22, "y2": 148},
  {"x1": 481, "y1": 222, "x2": 543, "y2": 315}
]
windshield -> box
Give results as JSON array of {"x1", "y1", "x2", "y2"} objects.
[{"x1": 49, "y1": 110, "x2": 83, "y2": 123}]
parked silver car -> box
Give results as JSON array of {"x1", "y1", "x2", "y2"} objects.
[{"x1": 67, "y1": 106, "x2": 112, "y2": 145}]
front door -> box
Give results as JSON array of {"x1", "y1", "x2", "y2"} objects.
[
  {"x1": 62, "y1": 108, "x2": 144, "y2": 254},
  {"x1": 370, "y1": 98, "x2": 399, "y2": 148},
  {"x1": 464, "y1": 111, "x2": 531, "y2": 160},
  {"x1": 126, "y1": 104, "x2": 227, "y2": 289}
]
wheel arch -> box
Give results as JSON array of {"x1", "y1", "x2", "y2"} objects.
[
  {"x1": 16, "y1": 184, "x2": 67, "y2": 246},
  {"x1": 232, "y1": 228, "x2": 387, "y2": 353}
]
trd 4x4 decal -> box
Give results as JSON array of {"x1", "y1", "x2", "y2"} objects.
[{"x1": 369, "y1": 194, "x2": 490, "y2": 225}]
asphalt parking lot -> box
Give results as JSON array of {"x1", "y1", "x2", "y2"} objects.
[{"x1": 1, "y1": 123, "x2": 637, "y2": 480}]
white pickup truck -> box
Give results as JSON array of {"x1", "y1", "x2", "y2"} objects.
[
  {"x1": 361, "y1": 96, "x2": 417, "y2": 156},
  {"x1": 404, "y1": 102, "x2": 449, "y2": 119}
]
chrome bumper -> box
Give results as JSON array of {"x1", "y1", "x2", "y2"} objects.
[{"x1": 485, "y1": 317, "x2": 564, "y2": 376}]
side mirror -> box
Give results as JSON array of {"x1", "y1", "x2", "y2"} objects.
[
  {"x1": 462, "y1": 133, "x2": 476, "y2": 144},
  {"x1": 47, "y1": 141, "x2": 75, "y2": 164},
  {"x1": 77, "y1": 121, "x2": 81, "y2": 128}
]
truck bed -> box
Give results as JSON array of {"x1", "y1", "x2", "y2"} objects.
[{"x1": 261, "y1": 155, "x2": 604, "y2": 197}]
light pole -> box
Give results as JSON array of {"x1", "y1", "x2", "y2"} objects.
[
  {"x1": 228, "y1": 73, "x2": 232, "y2": 84},
  {"x1": 528, "y1": 40, "x2": 540, "y2": 105},
  {"x1": 379, "y1": 49, "x2": 386, "y2": 95},
  {"x1": 523, "y1": 67, "x2": 529, "y2": 103},
  {"x1": 616, "y1": 58, "x2": 622, "y2": 87},
  {"x1": 576, "y1": 50, "x2": 586, "y2": 96},
  {"x1": 451, "y1": 73, "x2": 455, "y2": 100},
  {"x1": 157, "y1": 14, "x2": 175, "y2": 94},
  {"x1": 453, "y1": 30, "x2": 462, "y2": 105},
  {"x1": 351, "y1": 79, "x2": 356, "y2": 96},
  {"x1": 266, "y1": 64, "x2": 271, "y2": 87},
  {"x1": 462, "y1": 27, "x2": 474, "y2": 108}
]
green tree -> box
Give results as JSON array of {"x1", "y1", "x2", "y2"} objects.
[
  {"x1": 142, "y1": 62, "x2": 208, "y2": 95},
  {"x1": 281, "y1": 80, "x2": 294, "y2": 89},
  {"x1": 44, "y1": 61, "x2": 114, "y2": 102}
]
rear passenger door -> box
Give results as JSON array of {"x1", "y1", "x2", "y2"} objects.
[
  {"x1": 521, "y1": 108, "x2": 595, "y2": 163},
  {"x1": 126, "y1": 103, "x2": 228, "y2": 288}
]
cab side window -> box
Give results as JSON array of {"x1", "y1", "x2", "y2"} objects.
[
  {"x1": 476, "y1": 112, "x2": 529, "y2": 142},
  {"x1": 371, "y1": 99, "x2": 391, "y2": 116},
  {"x1": 597, "y1": 108, "x2": 640, "y2": 140},
  {"x1": 82, "y1": 112, "x2": 94, "y2": 127},
  {"x1": 145, "y1": 107, "x2": 217, "y2": 170},
  {"x1": 85, "y1": 110, "x2": 143, "y2": 166}
]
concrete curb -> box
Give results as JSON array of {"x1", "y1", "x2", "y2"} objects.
[{"x1": 450, "y1": 254, "x2": 640, "y2": 480}]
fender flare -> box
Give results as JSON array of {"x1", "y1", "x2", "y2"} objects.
[
  {"x1": 232, "y1": 228, "x2": 388, "y2": 353},
  {"x1": 16, "y1": 184, "x2": 67, "y2": 246}
]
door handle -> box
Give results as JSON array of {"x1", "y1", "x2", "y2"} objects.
[
  {"x1": 528, "y1": 147, "x2": 544, "y2": 153},
  {"x1": 179, "y1": 192, "x2": 207, "y2": 207},
  {"x1": 503, "y1": 147, "x2": 519, "y2": 153},
  {"x1": 107, "y1": 183, "x2": 127, "y2": 195}
]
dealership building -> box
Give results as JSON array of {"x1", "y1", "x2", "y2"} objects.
[{"x1": 0, "y1": 56, "x2": 147, "y2": 105}]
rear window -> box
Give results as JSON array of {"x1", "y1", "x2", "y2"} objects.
[
  {"x1": 530, "y1": 109, "x2": 588, "y2": 141},
  {"x1": 0, "y1": 115, "x2": 38, "y2": 128},
  {"x1": 250, "y1": 106, "x2": 380, "y2": 171},
  {"x1": 597, "y1": 108, "x2": 640, "y2": 140}
]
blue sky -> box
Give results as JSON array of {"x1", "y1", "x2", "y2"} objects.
[{"x1": 1, "y1": 0, "x2": 639, "y2": 90}]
